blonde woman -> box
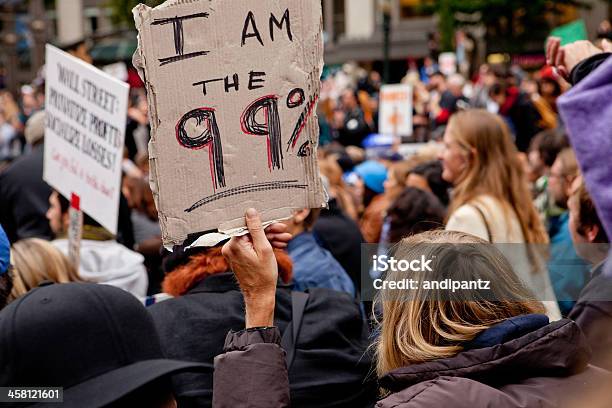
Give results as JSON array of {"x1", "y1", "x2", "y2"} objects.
[
  {"x1": 373, "y1": 231, "x2": 607, "y2": 407},
  {"x1": 440, "y1": 109, "x2": 561, "y2": 320},
  {"x1": 10, "y1": 238, "x2": 83, "y2": 301},
  {"x1": 209, "y1": 228, "x2": 609, "y2": 407}
]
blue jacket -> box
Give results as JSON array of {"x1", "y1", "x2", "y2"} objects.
[
  {"x1": 287, "y1": 232, "x2": 356, "y2": 297},
  {"x1": 547, "y1": 212, "x2": 590, "y2": 316}
]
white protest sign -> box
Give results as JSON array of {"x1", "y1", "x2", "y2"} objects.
[
  {"x1": 134, "y1": 0, "x2": 327, "y2": 246},
  {"x1": 44, "y1": 44, "x2": 129, "y2": 234},
  {"x1": 379, "y1": 84, "x2": 413, "y2": 137}
]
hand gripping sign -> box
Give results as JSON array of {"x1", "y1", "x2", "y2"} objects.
[{"x1": 133, "y1": 0, "x2": 327, "y2": 246}]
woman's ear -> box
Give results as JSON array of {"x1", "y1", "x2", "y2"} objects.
[
  {"x1": 293, "y1": 208, "x2": 311, "y2": 225},
  {"x1": 585, "y1": 225, "x2": 600, "y2": 244}
]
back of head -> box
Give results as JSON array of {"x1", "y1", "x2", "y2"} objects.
[
  {"x1": 447, "y1": 110, "x2": 547, "y2": 243},
  {"x1": 24, "y1": 111, "x2": 46, "y2": 146},
  {"x1": 375, "y1": 230, "x2": 544, "y2": 375},
  {"x1": 537, "y1": 130, "x2": 569, "y2": 168},
  {"x1": 556, "y1": 148, "x2": 579, "y2": 179},
  {"x1": 410, "y1": 161, "x2": 451, "y2": 206},
  {"x1": 387, "y1": 188, "x2": 446, "y2": 243},
  {"x1": 10, "y1": 238, "x2": 81, "y2": 301},
  {"x1": 162, "y1": 245, "x2": 293, "y2": 297}
]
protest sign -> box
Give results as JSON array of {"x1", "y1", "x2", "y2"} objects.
[
  {"x1": 133, "y1": 0, "x2": 327, "y2": 246},
  {"x1": 379, "y1": 84, "x2": 413, "y2": 137},
  {"x1": 44, "y1": 44, "x2": 129, "y2": 235}
]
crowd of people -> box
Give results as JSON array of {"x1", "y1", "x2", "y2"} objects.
[{"x1": 0, "y1": 29, "x2": 611, "y2": 407}]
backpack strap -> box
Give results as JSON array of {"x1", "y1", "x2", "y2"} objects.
[
  {"x1": 471, "y1": 204, "x2": 492, "y2": 243},
  {"x1": 281, "y1": 291, "x2": 309, "y2": 371}
]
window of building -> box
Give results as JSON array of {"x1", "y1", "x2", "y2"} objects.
[{"x1": 333, "y1": 0, "x2": 345, "y2": 39}]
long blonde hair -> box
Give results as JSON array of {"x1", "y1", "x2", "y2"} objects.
[
  {"x1": 446, "y1": 110, "x2": 548, "y2": 244},
  {"x1": 374, "y1": 230, "x2": 544, "y2": 376},
  {"x1": 10, "y1": 238, "x2": 83, "y2": 301}
]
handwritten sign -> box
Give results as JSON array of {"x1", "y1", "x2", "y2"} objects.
[
  {"x1": 379, "y1": 84, "x2": 413, "y2": 137},
  {"x1": 44, "y1": 45, "x2": 129, "y2": 234},
  {"x1": 134, "y1": 0, "x2": 326, "y2": 246}
]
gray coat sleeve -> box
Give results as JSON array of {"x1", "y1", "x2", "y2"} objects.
[{"x1": 212, "y1": 327, "x2": 290, "y2": 408}]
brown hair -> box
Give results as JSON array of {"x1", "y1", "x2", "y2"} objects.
[
  {"x1": 10, "y1": 239, "x2": 83, "y2": 301},
  {"x1": 319, "y1": 156, "x2": 358, "y2": 220},
  {"x1": 575, "y1": 181, "x2": 608, "y2": 243},
  {"x1": 556, "y1": 148, "x2": 579, "y2": 178},
  {"x1": 162, "y1": 247, "x2": 293, "y2": 296},
  {"x1": 446, "y1": 110, "x2": 548, "y2": 244},
  {"x1": 374, "y1": 230, "x2": 544, "y2": 376}
]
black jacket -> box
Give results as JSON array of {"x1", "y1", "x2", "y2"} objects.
[
  {"x1": 148, "y1": 273, "x2": 376, "y2": 408},
  {"x1": 569, "y1": 262, "x2": 612, "y2": 371},
  {"x1": 314, "y1": 198, "x2": 364, "y2": 292},
  {"x1": 0, "y1": 144, "x2": 52, "y2": 242}
]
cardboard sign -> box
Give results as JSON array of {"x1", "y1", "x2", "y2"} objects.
[
  {"x1": 44, "y1": 45, "x2": 129, "y2": 234},
  {"x1": 133, "y1": 0, "x2": 326, "y2": 246},
  {"x1": 379, "y1": 84, "x2": 413, "y2": 137}
]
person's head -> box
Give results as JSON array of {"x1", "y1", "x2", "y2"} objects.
[
  {"x1": 9, "y1": 238, "x2": 82, "y2": 301},
  {"x1": 488, "y1": 81, "x2": 507, "y2": 106},
  {"x1": 0, "y1": 225, "x2": 12, "y2": 310},
  {"x1": 383, "y1": 161, "x2": 417, "y2": 200},
  {"x1": 568, "y1": 178, "x2": 609, "y2": 264},
  {"x1": 406, "y1": 160, "x2": 451, "y2": 206},
  {"x1": 24, "y1": 110, "x2": 45, "y2": 146},
  {"x1": 537, "y1": 129, "x2": 569, "y2": 170},
  {"x1": 548, "y1": 148, "x2": 579, "y2": 209},
  {"x1": 46, "y1": 191, "x2": 105, "y2": 237},
  {"x1": 446, "y1": 74, "x2": 465, "y2": 97},
  {"x1": 527, "y1": 132, "x2": 547, "y2": 181},
  {"x1": 538, "y1": 77, "x2": 562, "y2": 108},
  {"x1": 46, "y1": 191, "x2": 69, "y2": 236},
  {"x1": 355, "y1": 160, "x2": 388, "y2": 207},
  {"x1": 440, "y1": 110, "x2": 547, "y2": 243},
  {"x1": 341, "y1": 89, "x2": 358, "y2": 111},
  {"x1": 161, "y1": 245, "x2": 293, "y2": 297},
  {"x1": 283, "y1": 208, "x2": 322, "y2": 237},
  {"x1": 387, "y1": 188, "x2": 446, "y2": 243},
  {"x1": 374, "y1": 230, "x2": 544, "y2": 375},
  {"x1": 0, "y1": 283, "x2": 207, "y2": 407},
  {"x1": 427, "y1": 71, "x2": 446, "y2": 92}
]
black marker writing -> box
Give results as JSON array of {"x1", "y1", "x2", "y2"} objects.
[
  {"x1": 176, "y1": 108, "x2": 226, "y2": 190},
  {"x1": 241, "y1": 11, "x2": 264, "y2": 46},
  {"x1": 269, "y1": 9, "x2": 292, "y2": 42},
  {"x1": 152, "y1": 12, "x2": 210, "y2": 66},
  {"x1": 241, "y1": 95, "x2": 283, "y2": 171}
]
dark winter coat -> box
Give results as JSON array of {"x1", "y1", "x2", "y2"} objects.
[
  {"x1": 376, "y1": 317, "x2": 610, "y2": 408},
  {"x1": 148, "y1": 273, "x2": 376, "y2": 408}
]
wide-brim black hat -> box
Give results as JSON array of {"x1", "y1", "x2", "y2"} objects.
[
  {"x1": 34, "y1": 359, "x2": 209, "y2": 407},
  {"x1": 0, "y1": 283, "x2": 211, "y2": 407}
]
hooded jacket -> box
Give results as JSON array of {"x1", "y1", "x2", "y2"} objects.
[
  {"x1": 52, "y1": 239, "x2": 148, "y2": 298},
  {"x1": 376, "y1": 317, "x2": 610, "y2": 408}
]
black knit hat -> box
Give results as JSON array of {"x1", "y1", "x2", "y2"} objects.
[{"x1": 0, "y1": 283, "x2": 207, "y2": 407}]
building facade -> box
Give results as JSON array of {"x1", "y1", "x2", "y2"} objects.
[{"x1": 323, "y1": 0, "x2": 436, "y2": 65}]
